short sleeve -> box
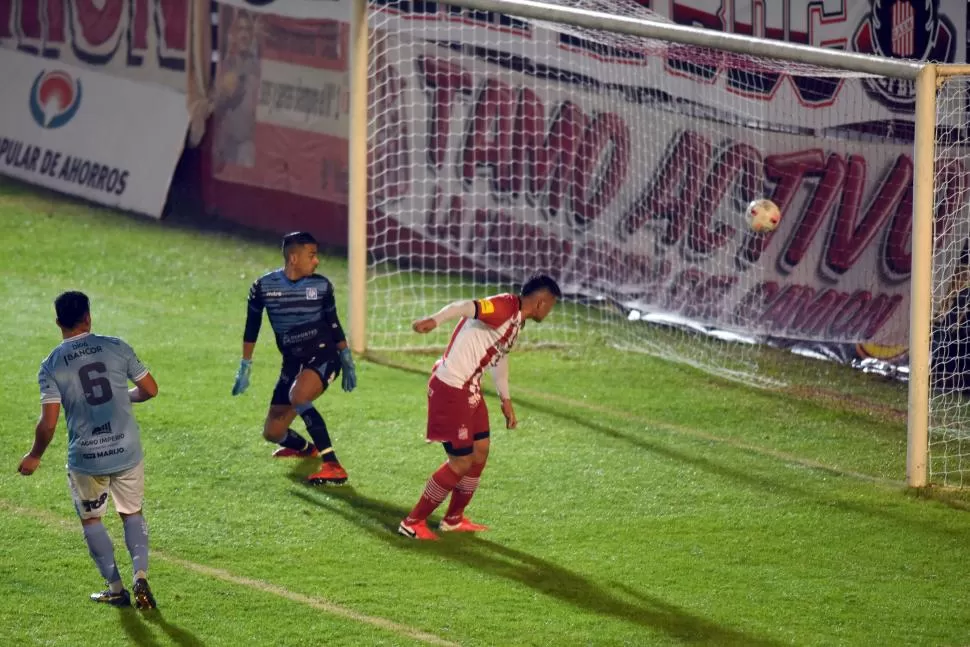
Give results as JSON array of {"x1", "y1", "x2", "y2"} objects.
[
  {"x1": 474, "y1": 294, "x2": 520, "y2": 328},
  {"x1": 124, "y1": 342, "x2": 149, "y2": 382},
  {"x1": 38, "y1": 363, "x2": 61, "y2": 404}
]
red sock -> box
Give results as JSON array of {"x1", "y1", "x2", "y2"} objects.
[
  {"x1": 443, "y1": 461, "x2": 485, "y2": 524},
  {"x1": 405, "y1": 463, "x2": 462, "y2": 524}
]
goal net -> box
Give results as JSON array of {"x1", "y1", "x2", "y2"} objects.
[
  {"x1": 929, "y1": 73, "x2": 970, "y2": 487},
  {"x1": 361, "y1": 0, "x2": 928, "y2": 390}
]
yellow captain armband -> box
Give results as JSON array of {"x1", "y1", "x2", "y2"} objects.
[{"x1": 476, "y1": 299, "x2": 495, "y2": 315}]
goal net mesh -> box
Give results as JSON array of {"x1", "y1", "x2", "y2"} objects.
[
  {"x1": 364, "y1": 0, "x2": 915, "y2": 389},
  {"x1": 929, "y1": 74, "x2": 970, "y2": 487}
]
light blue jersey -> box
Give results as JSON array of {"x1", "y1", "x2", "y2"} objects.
[{"x1": 38, "y1": 332, "x2": 149, "y2": 475}]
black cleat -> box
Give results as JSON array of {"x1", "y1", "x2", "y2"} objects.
[
  {"x1": 90, "y1": 588, "x2": 131, "y2": 607},
  {"x1": 132, "y1": 578, "x2": 157, "y2": 610}
]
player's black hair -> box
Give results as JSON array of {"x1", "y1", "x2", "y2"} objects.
[
  {"x1": 54, "y1": 291, "x2": 90, "y2": 330},
  {"x1": 521, "y1": 274, "x2": 562, "y2": 299},
  {"x1": 281, "y1": 231, "x2": 318, "y2": 259}
]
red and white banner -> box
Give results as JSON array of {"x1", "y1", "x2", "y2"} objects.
[
  {"x1": 369, "y1": 34, "x2": 970, "y2": 346},
  {"x1": 211, "y1": 6, "x2": 349, "y2": 204},
  {"x1": 0, "y1": 0, "x2": 188, "y2": 92},
  {"x1": 0, "y1": 48, "x2": 189, "y2": 217}
]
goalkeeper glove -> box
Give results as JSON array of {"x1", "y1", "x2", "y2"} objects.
[
  {"x1": 232, "y1": 359, "x2": 252, "y2": 396},
  {"x1": 339, "y1": 348, "x2": 357, "y2": 393}
]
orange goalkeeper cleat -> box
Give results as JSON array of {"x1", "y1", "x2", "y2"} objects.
[
  {"x1": 306, "y1": 462, "x2": 348, "y2": 485},
  {"x1": 272, "y1": 445, "x2": 319, "y2": 458},
  {"x1": 398, "y1": 519, "x2": 439, "y2": 541},
  {"x1": 439, "y1": 516, "x2": 489, "y2": 533}
]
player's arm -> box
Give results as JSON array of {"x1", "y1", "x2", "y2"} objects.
[
  {"x1": 129, "y1": 372, "x2": 159, "y2": 403},
  {"x1": 18, "y1": 403, "x2": 60, "y2": 475},
  {"x1": 234, "y1": 280, "x2": 263, "y2": 395},
  {"x1": 242, "y1": 279, "x2": 264, "y2": 357},
  {"x1": 322, "y1": 286, "x2": 357, "y2": 392},
  {"x1": 412, "y1": 300, "x2": 477, "y2": 334},
  {"x1": 489, "y1": 356, "x2": 517, "y2": 429}
]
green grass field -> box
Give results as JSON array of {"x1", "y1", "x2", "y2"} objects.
[{"x1": 2, "y1": 178, "x2": 970, "y2": 647}]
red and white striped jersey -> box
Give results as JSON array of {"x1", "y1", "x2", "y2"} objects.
[{"x1": 432, "y1": 293, "x2": 523, "y2": 393}]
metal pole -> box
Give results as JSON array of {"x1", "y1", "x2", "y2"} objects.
[
  {"x1": 348, "y1": 0, "x2": 369, "y2": 355},
  {"x1": 906, "y1": 64, "x2": 938, "y2": 487}
]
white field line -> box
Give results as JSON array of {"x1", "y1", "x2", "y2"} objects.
[{"x1": 0, "y1": 500, "x2": 460, "y2": 647}]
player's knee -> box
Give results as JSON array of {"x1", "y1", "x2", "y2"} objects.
[
  {"x1": 447, "y1": 454, "x2": 474, "y2": 476},
  {"x1": 262, "y1": 422, "x2": 285, "y2": 443}
]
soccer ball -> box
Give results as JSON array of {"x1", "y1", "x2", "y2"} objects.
[{"x1": 746, "y1": 199, "x2": 781, "y2": 234}]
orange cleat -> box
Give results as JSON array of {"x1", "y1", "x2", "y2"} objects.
[
  {"x1": 307, "y1": 462, "x2": 348, "y2": 485},
  {"x1": 398, "y1": 519, "x2": 439, "y2": 540},
  {"x1": 272, "y1": 445, "x2": 319, "y2": 459},
  {"x1": 439, "y1": 516, "x2": 489, "y2": 533}
]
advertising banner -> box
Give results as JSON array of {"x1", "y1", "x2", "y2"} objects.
[
  {"x1": 0, "y1": 0, "x2": 188, "y2": 91},
  {"x1": 369, "y1": 34, "x2": 970, "y2": 346},
  {"x1": 0, "y1": 48, "x2": 189, "y2": 217},
  {"x1": 211, "y1": 6, "x2": 349, "y2": 205}
]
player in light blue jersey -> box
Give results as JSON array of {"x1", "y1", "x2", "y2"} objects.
[
  {"x1": 18, "y1": 291, "x2": 159, "y2": 610},
  {"x1": 232, "y1": 231, "x2": 358, "y2": 485}
]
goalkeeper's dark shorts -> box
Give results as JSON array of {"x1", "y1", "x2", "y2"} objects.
[{"x1": 271, "y1": 353, "x2": 341, "y2": 406}]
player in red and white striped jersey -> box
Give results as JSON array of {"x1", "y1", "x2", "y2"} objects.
[{"x1": 399, "y1": 274, "x2": 561, "y2": 540}]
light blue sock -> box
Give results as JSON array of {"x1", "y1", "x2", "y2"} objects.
[
  {"x1": 122, "y1": 514, "x2": 150, "y2": 579},
  {"x1": 82, "y1": 522, "x2": 121, "y2": 587}
]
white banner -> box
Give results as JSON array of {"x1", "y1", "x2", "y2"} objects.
[
  {"x1": 0, "y1": 48, "x2": 189, "y2": 218},
  {"x1": 217, "y1": 0, "x2": 350, "y2": 22},
  {"x1": 370, "y1": 35, "x2": 970, "y2": 346},
  {"x1": 0, "y1": 0, "x2": 188, "y2": 92}
]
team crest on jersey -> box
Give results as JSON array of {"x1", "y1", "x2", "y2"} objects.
[
  {"x1": 306, "y1": 287, "x2": 318, "y2": 300},
  {"x1": 852, "y1": 0, "x2": 956, "y2": 111},
  {"x1": 477, "y1": 299, "x2": 495, "y2": 315},
  {"x1": 457, "y1": 424, "x2": 469, "y2": 440}
]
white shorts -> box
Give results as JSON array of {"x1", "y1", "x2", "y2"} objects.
[{"x1": 67, "y1": 460, "x2": 145, "y2": 520}]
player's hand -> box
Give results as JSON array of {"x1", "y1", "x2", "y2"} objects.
[
  {"x1": 232, "y1": 359, "x2": 252, "y2": 396},
  {"x1": 501, "y1": 399, "x2": 517, "y2": 430},
  {"x1": 18, "y1": 454, "x2": 40, "y2": 476},
  {"x1": 412, "y1": 318, "x2": 437, "y2": 334},
  {"x1": 339, "y1": 348, "x2": 357, "y2": 392}
]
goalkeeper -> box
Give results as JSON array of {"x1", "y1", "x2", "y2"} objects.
[{"x1": 231, "y1": 231, "x2": 357, "y2": 485}]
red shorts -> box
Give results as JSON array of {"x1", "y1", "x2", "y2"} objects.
[{"x1": 426, "y1": 375, "x2": 489, "y2": 451}]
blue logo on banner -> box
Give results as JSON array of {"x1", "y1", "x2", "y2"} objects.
[{"x1": 29, "y1": 70, "x2": 83, "y2": 129}]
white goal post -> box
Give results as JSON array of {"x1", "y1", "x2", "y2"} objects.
[{"x1": 345, "y1": 0, "x2": 969, "y2": 488}]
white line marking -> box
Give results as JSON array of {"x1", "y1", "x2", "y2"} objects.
[{"x1": 0, "y1": 500, "x2": 460, "y2": 647}]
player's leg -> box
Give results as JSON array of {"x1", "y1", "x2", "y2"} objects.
[
  {"x1": 111, "y1": 460, "x2": 156, "y2": 610},
  {"x1": 399, "y1": 380, "x2": 475, "y2": 540},
  {"x1": 69, "y1": 470, "x2": 129, "y2": 606},
  {"x1": 441, "y1": 432, "x2": 490, "y2": 532},
  {"x1": 290, "y1": 358, "x2": 347, "y2": 485},
  {"x1": 266, "y1": 359, "x2": 316, "y2": 458}
]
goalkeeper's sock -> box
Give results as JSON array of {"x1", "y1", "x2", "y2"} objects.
[
  {"x1": 82, "y1": 522, "x2": 122, "y2": 587},
  {"x1": 278, "y1": 428, "x2": 312, "y2": 452},
  {"x1": 405, "y1": 463, "x2": 461, "y2": 524},
  {"x1": 297, "y1": 405, "x2": 340, "y2": 464},
  {"x1": 443, "y1": 461, "x2": 485, "y2": 524}
]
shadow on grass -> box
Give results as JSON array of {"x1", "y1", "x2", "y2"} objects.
[
  {"x1": 116, "y1": 608, "x2": 205, "y2": 647},
  {"x1": 288, "y1": 480, "x2": 782, "y2": 647},
  {"x1": 370, "y1": 357, "x2": 970, "y2": 538}
]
